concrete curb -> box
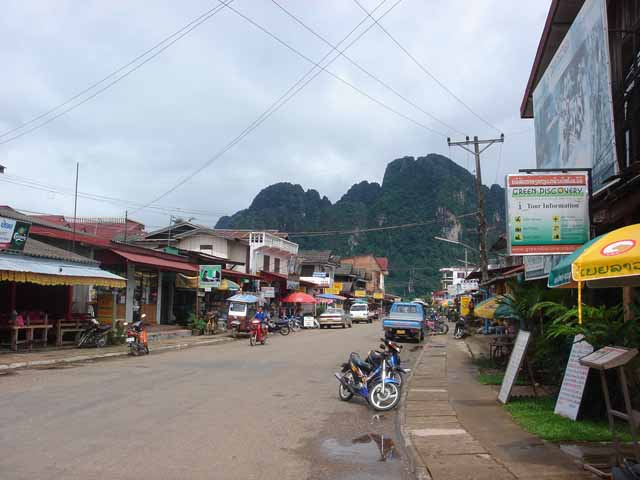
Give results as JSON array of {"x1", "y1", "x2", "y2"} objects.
[
  {"x1": 397, "y1": 341, "x2": 432, "y2": 480},
  {"x1": 0, "y1": 335, "x2": 236, "y2": 371}
]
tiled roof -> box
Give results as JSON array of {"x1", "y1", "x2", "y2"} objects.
[
  {"x1": 334, "y1": 264, "x2": 354, "y2": 276},
  {"x1": 22, "y1": 238, "x2": 97, "y2": 264},
  {"x1": 0, "y1": 206, "x2": 74, "y2": 231},
  {"x1": 298, "y1": 250, "x2": 334, "y2": 264},
  {"x1": 375, "y1": 257, "x2": 389, "y2": 271}
]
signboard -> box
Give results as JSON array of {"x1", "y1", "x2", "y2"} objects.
[
  {"x1": 554, "y1": 335, "x2": 594, "y2": 420},
  {"x1": 303, "y1": 316, "x2": 316, "y2": 328},
  {"x1": 498, "y1": 330, "x2": 532, "y2": 404},
  {"x1": 325, "y1": 286, "x2": 341, "y2": 295},
  {"x1": 373, "y1": 292, "x2": 384, "y2": 300},
  {"x1": 533, "y1": 0, "x2": 617, "y2": 191},
  {"x1": 0, "y1": 216, "x2": 31, "y2": 252},
  {"x1": 506, "y1": 173, "x2": 590, "y2": 255},
  {"x1": 286, "y1": 280, "x2": 299, "y2": 290},
  {"x1": 198, "y1": 265, "x2": 221, "y2": 289},
  {"x1": 460, "y1": 296, "x2": 471, "y2": 316},
  {"x1": 354, "y1": 290, "x2": 366, "y2": 298},
  {"x1": 579, "y1": 346, "x2": 639, "y2": 370},
  {"x1": 261, "y1": 286, "x2": 275, "y2": 298},
  {"x1": 97, "y1": 293, "x2": 115, "y2": 325}
]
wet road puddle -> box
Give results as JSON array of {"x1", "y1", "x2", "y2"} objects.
[
  {"x1": 560, "y1": 443, "x2": 639, "y2": 468},
  {"x1": 0, "y1": 370, "x2": 18, "y2": 376},
  {"x1": 322, "y1": 433, "x2": 401, "y2": 463}
]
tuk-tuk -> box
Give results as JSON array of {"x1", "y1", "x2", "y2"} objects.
[{"x1": 227, "y1": 294, "x2": 259, "y2": 337}]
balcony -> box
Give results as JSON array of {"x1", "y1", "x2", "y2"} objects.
[{"x1": 249, "y1": 232, "x2": 298, "y2": 257}]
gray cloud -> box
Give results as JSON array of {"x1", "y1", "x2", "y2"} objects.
[{"x1": 0, "y1": 0, "x2": 547, "y2": 229}]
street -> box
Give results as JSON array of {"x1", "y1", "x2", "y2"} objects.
[{"x1": 0, "y1": 323, "x2": 417, "y2": 480}]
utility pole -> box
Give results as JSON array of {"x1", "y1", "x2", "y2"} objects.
[
  {"x1": 447, "y1": 134, "x2": 504, "y2": 283},
  {"x1": 72, "y1": 162, "x2": 79, "y2": 253}
]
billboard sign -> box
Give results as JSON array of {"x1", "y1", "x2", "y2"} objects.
[
  {"x1": 506, "y1": 174, "x2": 590, "y2": 255},
  {"x1": 0, "y1": 216, "x2": 31, "y2": 252},
  {"x1": 354, "y1": 290, "x2": 366, "y2": 298},
  {"x1": 261, "y1": 286, "x2": 275, "y2": 298},
  {"x1": 532, "y1": 0, "x2": 617, "y2": 191},
  {"x1": 198, "y1": 265, "x2": 221, "y2": 289}
]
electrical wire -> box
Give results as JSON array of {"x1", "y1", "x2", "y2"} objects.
[
  {"x1": 270, "y1": 0, "x2": 464, "y2": 136},
  {"x1": 351, "y1": 0, "x2": 502, "y2": 134},
  {"x1": 131, "y1": 0, "x2": 419, "y2": 214},
  {"x1": 0, "y1": 1, "x2": 234, "y2": 146},
  {"x1": 287, "y1": 211, "x2": 478, "y2": 237},
  {"x1": 0, "y1": 175, "x2": 223, "y2": 218}
]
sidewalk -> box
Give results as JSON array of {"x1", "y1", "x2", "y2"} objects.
[
  {"x1": 400, "y1": 335, "x2": 594, "y2": 480},
  {"x1": 0, "y1": 333, "x2": 235, "y2": 370}
]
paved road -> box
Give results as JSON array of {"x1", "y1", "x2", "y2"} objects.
[{"x1": 0, "y1": 323, "x2": 417, "y2": 480}]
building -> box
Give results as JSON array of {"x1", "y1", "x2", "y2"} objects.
[
  {"x1": 297, "y1": 250, "x2": 339, "y2": 288},
  {"x1": 439, "y1": 266, "x2": 476, "y2": 293},
  {"x1": 339, "y1": 255, "x2": 388, "y2": 296}
]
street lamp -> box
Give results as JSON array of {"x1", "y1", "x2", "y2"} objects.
[{"x1": 433, "y1": 236, "x2": 479, "y2": 274}]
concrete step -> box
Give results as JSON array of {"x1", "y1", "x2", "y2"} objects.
[{"x1": 147, "y1": 329, "x2": 192, "y2": 342}]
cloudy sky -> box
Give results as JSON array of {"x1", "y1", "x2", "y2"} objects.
[{"x1": 1, "y1": 0, "x2": 547, "y2": 229}]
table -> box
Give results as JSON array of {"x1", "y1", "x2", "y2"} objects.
[{"x1": 0, "y1": 325, "x2": 53, "y2": 351}]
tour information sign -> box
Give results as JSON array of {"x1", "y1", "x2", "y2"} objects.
[
  {"x1": 506, "y1": 173, "x2": 590, "y2": 255},
  {"x1": 498, "y1": 330, "x2": 532, "y2": 404},
  {"x1": 199, "y1": 265, "x2": 221, "y2": 289},
  {"x1": 554, "y1": 334, "x2": 593, "y2": 421}
]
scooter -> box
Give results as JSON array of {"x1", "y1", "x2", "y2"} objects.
[
  {"x1": 335, "y1": 347, "x2": 401, "y2": 411},
  {"x1": 249, "y1": 319, "x2": 267, "y2": 346},
  {"x1": 426, "y1": 313, "x2": 449, "y2": 335},
  {"x1": 77, "y1": 317, "x2": 111, "y2": 348},
  {"x1": 267, "y1": 319, "x2": 290, "y2": 336},
  {"x1": 453, "y1": 316, "x2": 467, "y2": 339},
  {"x1": 366, "y1": 338, "x2": 411, "y2": 388},
  {"x1": 126, "y1": 313, "x2": 149, "y2": 355}
]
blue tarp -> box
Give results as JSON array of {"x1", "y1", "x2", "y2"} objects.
[
  {"x1": 226, "y1": 294, "x2": 259, "y2": 303},
  {"x1": 317, "y1": 293, "x2": 346, "y2": 300}
]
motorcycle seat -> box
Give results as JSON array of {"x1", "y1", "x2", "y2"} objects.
[
  {"x1": 97, "y1": 325, "x2": 111, "y2": 331},
  {"x1": 350, "y1": 353, "x2": 373, "y2": 372}
]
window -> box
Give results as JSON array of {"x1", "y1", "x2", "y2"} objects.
[
  {"x1": 274, "y1": 258, "x2": 281, "y2": 273},
  {"x1": 395, "y1": 305, "x2": 417, "y2": 314},
  {"x1": 263, "y1": 255, "x2": 271, "y2": 272},
  {"x1": 457, "y1": 272, "x2": 465, "y2": 279},
  {"x1": 200, "y1": 244, "x2": 213, "y2": 251},
  {"x1": 350, "y1": 305, "x2": 367, "y2": 312}
]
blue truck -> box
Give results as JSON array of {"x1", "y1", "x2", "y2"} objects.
[{"x1": 382, "y1": 302, "x2": 426, "y2": 343}]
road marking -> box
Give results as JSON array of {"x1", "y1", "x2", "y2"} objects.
[{"x1": 412, "y1": 388, "x2": 448, "y2": 393}]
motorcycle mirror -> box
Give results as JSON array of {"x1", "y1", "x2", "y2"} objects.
[{"x1": 141, "y1": 313, "x2": 147, "y2": 319}]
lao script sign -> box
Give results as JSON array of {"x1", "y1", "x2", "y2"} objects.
[
  {"x1": 198, "y1": 265, "x2": 221, "y2": 289},
  {"x1": 554, "y1": 334, "x2": 594, "y2": 421},
  {"x1": 498, "y1": 330, "x2": 532, "y2": 404},
  {"x1": 506, "y1": 174, "x2": 590, "y2": 255}
]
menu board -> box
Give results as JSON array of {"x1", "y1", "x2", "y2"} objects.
[
  {"x1": 554, "y1": 335, "x2": 593, "y2": 420},
  {"x1": 498, "y1": 330, "x2": 532, "y2": 404}
]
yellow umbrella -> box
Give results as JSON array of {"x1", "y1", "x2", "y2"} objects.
[
  {"x1": 473, "y1": 297, "x2": 499, "y2": 319},
  {"x1": 571, "y1": 223, "x2": 640, "y2": 323}
]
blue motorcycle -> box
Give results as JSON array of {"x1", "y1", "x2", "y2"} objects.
[{"x1": 334, "y1": 344, "x2": 402, "y2": 411}]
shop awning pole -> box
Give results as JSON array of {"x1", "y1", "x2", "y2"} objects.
[{"x1": 578, "y1": 281, "x2": 583, "y2": 325}]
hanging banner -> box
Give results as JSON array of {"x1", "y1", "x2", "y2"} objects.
[
  {"x1": 506, "y1": 173, "x2": 590, "y2": 255},
  {"x1": 0, "y1": 217, "x2": 31, "y2": 252},
  {"x1": 460, "y1": 295, "x2": 471, "y2": 316},
  {"x1": 554, "y1": 335, "x2": 594, "y2": 421},
  {"x1": 198, "y1": 265, "x2": 221, "y2": 288}
]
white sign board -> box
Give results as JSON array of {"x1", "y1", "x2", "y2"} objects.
[
  {"x1": 303, "y1": 316, "x2": 316, "y2": 328},
  {"x1": 498, "y1": 330, "x2": 532, "y2": 404},
  {"x1": 261, "y1": 286, "x2": 275, "y2": 298},
  {"x1": 554, "y1": 334, "x2": 593, "y2": 420},
  {"x1": 506, "y1": 173, "x2": 590, "y2": 255}
]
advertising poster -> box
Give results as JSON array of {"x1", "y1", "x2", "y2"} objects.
[
  {"x1": 460, "y1": 296, "x2": 471, "y2": 316},
  {"x1": 354, "y1": 290, "x2": 366, "y2": 298},
  {"x1": 554, "y1": 335, "x2": 593, "y2": 421},
  {"x1": 0, "y1": 217, "x2": 31, "y2": 251},
  {"x1": 198, "y1": 265, "x2": 221, "y2": 289},
  {"x1": 261, "y1": 286, "x2": 275, "y2": 298},
  {"x1": 506, "y1": 174, "x2": 590, "y2": 255},
  {"x1": 532, "y1": 0, "x2": 617, "y2": 191},
  {"x1": 498, "y1": 330, "x2": 532, "y2": 404}
]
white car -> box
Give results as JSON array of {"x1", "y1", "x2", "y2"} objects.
[
  {"x1": 350, "y1": 303, "x2": 372, "y2": 324},
  {"x1": 318, "y1": 308, "x2": 352, "y2": 329}
]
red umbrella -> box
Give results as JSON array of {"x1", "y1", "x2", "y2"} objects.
[{"x1": 281, "y1": 292, "x2": 317, "y2": 304}]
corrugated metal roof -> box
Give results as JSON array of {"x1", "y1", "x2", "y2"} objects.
[{"x1": 22, "y1": 238, "x2": 97, "y2": 264}]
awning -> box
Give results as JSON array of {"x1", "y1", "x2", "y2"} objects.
[
  {"x1": 317, "y1": 293, "x2": 347, "y2": 301},
  {"x1": 0, "y1": 254, "x2": 126, "y2": 288},
  {"x1": 260, "y1": 271, "x2": 288, "y2": 282},
  {"x1": 111, "y1": 249, "x2": 198, "y2": 273}
]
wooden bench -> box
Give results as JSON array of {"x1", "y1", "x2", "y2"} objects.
[
  {"x1": 0, "y1": 325, "x2": 53, "y2": 351},
  {"x1": 56, "y1": 317, "x2": 88, "y2": 346}
]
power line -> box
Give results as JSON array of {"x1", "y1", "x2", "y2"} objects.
[
  {"x1": 132, "y1": 0, "x2": 417, "y2": 214},
  {"x1": 0, "y1": 175, "x2": 223, "y2": 218},
  {"x1": 270, "y1": 0, "x2": 464, "y2": 136},
  {"x1": 0, "y1": 1, "x2": 233, "y2": 146},
  {"x1": 351, "y1": 0, "x2": 502, "y2": 134},
  {"x1": 287, "y1": 211, "x2": 478, "y2": 237}
]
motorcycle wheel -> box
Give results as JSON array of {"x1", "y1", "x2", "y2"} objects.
[
  {"x1": 130, "y1": 344, "x2": 139, "y2": 356},
  {"x1": 279, "y1": 325, "x2": 290, "y2": 336},
  {"x1": 439, "y1": 324, "x2": 450, "y2": 335},
  {"x1": 368, "y1": 381, "x2": 401, "y2": 411},
  {"x1": 392, "y1": 371, "x2": 404, "y2": 389},
  {"x1": 339, "y1": 372, "x2": 354, "y2": 401},
  {"x1": 290, "y1": 321, "x2": 301, "y2": 332},
  {"x1": 250, "y1": 333, "x2": 256, "y2": 346},
  {"x1": 96, "y1": 336, "x2": 107, "y2": 348}
]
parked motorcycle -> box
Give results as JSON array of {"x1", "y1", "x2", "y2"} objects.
[
  {"x1": 287, "y1": 315, "x2": 303, "y2": 332},
  {"x1": 334, "y1": 347, "x2": 401, "y2": 411},
  {"x1": 366, "y1": 338, "x2": 411, "y2": 388},
  {"x1": 612, "y1": 460, "x2": 640, "y2": 480},
  {"x1": 453, "y1": 316, "x2": 467, "y2": 339},
  {"x1": 267, "y1": 319, "x2": 290, "y2": 336},
  {"x1": 249, "y1": 319, "x2": 267, "y2": 346},
  {"x1": 77, "y1": 317, "x2": 111, "y2": 348},
  {"x1": 126, "y1": 314, "x2": 149, "y2": 355},
  {"x1": 426, "y1": 313, "x2": 449, "y2": 335}
]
